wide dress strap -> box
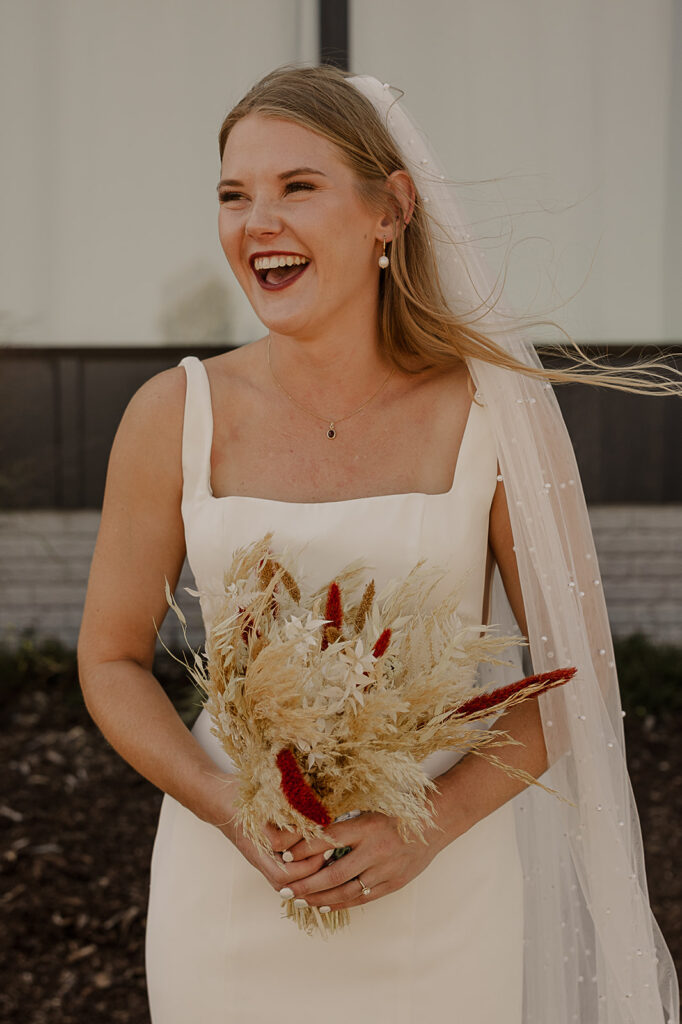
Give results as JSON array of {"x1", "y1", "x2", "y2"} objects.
[{"x1": 178, "y1": 355, "x2": 214, "y2": 504}]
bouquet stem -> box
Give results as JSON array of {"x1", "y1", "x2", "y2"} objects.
[{"x1": 282, "y1": 898, "x2": 350, "y2": 938}]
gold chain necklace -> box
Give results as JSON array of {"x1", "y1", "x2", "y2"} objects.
[{"x1": 266, "y1": 335, "x2": 395, "y2": 439}]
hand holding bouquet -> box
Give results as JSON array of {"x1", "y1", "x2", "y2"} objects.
[{"x1": 167, "y1": 534, "x2": 575, "y2": 935}]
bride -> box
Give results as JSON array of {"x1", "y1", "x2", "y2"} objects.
[{"x1": 78, "y1": 65, "x2": 679, "y2": 1023}]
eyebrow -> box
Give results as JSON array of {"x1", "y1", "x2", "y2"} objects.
[{"x1": 216, "y1": 167, "x2": 328, "y2": 190}]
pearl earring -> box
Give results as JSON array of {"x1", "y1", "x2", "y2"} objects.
[{"x1": 378, "y1": 237, "x2": 390, "y2": 269}]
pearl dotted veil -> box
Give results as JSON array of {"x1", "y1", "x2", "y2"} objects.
[{"x1": 349, "y1": 75, "x2": 679, "y2": 1024}]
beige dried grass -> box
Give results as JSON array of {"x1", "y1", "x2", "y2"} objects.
[{"x1": 166, "y1": 533, "x2": 574, "y2": 936}]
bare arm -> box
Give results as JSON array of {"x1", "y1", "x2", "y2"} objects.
[
  {"x1": 77, "y1": 367, "x2": 231, "y2": 825},
  {"x1": 77, "y1": 368, "x2": 322, "y2": 889},
  {"x1": 429, "y1": 475, "x2": 549, "y2": 841}
]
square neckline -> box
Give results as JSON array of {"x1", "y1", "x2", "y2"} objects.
[{"x1": 186, "y1": 356, "x2": 479, "y2": 508}]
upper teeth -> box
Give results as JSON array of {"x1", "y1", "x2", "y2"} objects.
[{"x1": 253, "y1": 255, "x2": 309, "y2": 270}]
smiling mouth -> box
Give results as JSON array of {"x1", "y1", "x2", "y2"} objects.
[{"x1": 251, "y1": 254, "x2": 311, "y2": 291}]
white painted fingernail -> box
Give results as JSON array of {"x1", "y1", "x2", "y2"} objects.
[
  {"x1": 323, "y1": 848, "x2": 335, "y2": 861},
  {"x1": 293, "y1": 898, "x2": 308, "y2": 908},
  {"x1": 320, "y1": 905, "x2": 331, "y2": 913},
  {"x1": 279, "y1": 887, "x2": 294, "y2": 899},
  {"x1": 281, "y1": 850, "x2": 294, "y2": 863}
]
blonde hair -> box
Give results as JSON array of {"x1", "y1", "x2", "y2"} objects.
[{"x1": 219, "y1": 64, "x2": 679, "y2": 395}]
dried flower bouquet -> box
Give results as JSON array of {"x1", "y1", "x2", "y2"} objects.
[{"x1": 166, "y1": 533, "x2": 575, "y2": 936}]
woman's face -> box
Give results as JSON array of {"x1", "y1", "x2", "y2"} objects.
[{"x1": 217, "y1": 113, "x2": 386, "y2": 338}]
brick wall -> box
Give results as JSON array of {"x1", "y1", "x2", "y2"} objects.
[{"x1": 0, "y1": 507, "x2": 680, "y2": 652}]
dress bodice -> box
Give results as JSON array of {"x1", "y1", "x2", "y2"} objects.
[{"x1": 178, "y1": 354, "x2": 499, "y2": 778}]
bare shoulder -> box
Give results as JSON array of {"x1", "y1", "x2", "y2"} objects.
[
  {"x1": 201, "y1": 339, "x2": 267, "y2": 394},
  {"x1": 114, "y1": 363, "x2": 190, "y2": 454},
  {"x1": 110, "y1": 346, "x2": 264, "y2": 485},
  {"x1": 120, "y1": 364, "x2": 187, "y2": 436},
  {"x1": 105, "y1": 364, "x2": 190, "y2": 504},
  {"x1": 404, "y1": 358, "x2": 473, "y2": 420},
  {"x1": 439, "y1": 359, "x2": 474, "y2": 398}
]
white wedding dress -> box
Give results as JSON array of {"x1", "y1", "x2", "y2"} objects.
[{"x1": 145, "y1": 355, "x2": 524, "y2": 1023}]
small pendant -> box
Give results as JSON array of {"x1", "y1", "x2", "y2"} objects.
[{"x1": 326, "y1": 423, "x2": 336, "y2": 439}]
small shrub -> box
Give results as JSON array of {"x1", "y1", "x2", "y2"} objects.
[
  {"x1": 0, "y1": 631, "x2": 80, "y2": 710},
  {"x1": 614, "y1": 633, "x2": 682, "y2": 718},
  {"x1": 0, "y1": 631, "x2": 200, "y2": 724},
  {"x1": 1, "y1": 630, "x2": 679, "y2": 724}
]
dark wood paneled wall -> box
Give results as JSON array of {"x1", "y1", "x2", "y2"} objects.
[
  {"x1": 551, "y1": 366, "x2": 681, "y2": 503},
  {"x1": 0, "y1": 345, "x2": 680, "y2": 509},
  {"x1": 319, "y1": 0, "x2": 349, "y2": 70},
  {"x1": 0, "y1": 347, "x2": 222, "y2": 509}
]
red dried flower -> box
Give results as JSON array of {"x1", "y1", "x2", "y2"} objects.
[
  {"x1": 455, "y1": 667, "x2": 577, "y2": 717},
  {"x1": 276, "y1": 748, "x2": 331, "y2": 827},
  {"x1": 326, "y1": 581, "x2": 343, "y2": 629},
  {"x1": 372, "y1": 628, "x2": 392, "y2": 658}
]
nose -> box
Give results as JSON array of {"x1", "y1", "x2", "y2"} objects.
[{"x1": 244, "y1": 194, "x2": 283, "y2": 239}]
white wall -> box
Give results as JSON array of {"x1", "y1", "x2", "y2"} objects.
[
  {"x1": 2, "y1": 1, "x2": 680, "y2": 348},
  {"x1": 0, "y1": 0, "x2": 317, "y2": 346},
  {"x1": 351, "y1": 0, "x2": 682, "y2": 345}
]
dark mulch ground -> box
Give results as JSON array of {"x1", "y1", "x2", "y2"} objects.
[{"x1": 1, "y1": 664, "x2": 680, "y2": 1023}]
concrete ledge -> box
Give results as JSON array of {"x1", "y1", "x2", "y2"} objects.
[{"x1": 0, "y1": 510, "x2": 202, "y2": 652}]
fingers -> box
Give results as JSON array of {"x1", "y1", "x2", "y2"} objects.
[
  {"x1": 279, "y1": 847, "x2": 367, "y2": 899},
  {"x1": 254, "y1": 814, "x2": 407, "y2": 908},
  {"x1": 264, "y1": 824, "x2": 304, "y2": 854},
  {"x1": 264, "y1": 850, "x2": 327, "y2": 887},
  {"x1": 283, "y1": 869, "x2": 390, "y2": 912},
  {"x1": 312, "y1": 878, "x2": 389, "y2": 911},
  {"x1": 232, "y1": 824, "x2": 326, "y2": 890},
  {"x1": 283, "y1": 816, "x2": 366, "y2": 861},
  {"x1": 285, "y1": 836, "x2": 337, "y2": 862},
  {"x1": 263, "y1": 824, "x2": 333, "y2": 878},
  {"x1": 271, "y1": 814, "x2": 416, "y2": 910}
]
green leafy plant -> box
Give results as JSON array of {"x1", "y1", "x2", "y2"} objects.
[
  {"x1": 0, "y1": 631, "x2": 79, "y2": 710},
  {"x1": 614, "y1": 633, "x2": 682, "y2": 718}
]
